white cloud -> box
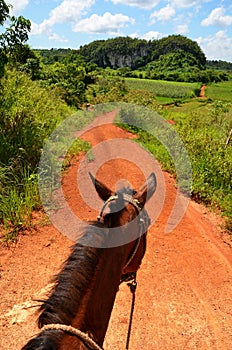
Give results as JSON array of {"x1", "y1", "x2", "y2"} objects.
[
  {"x1": 9, "y1": 0, "x2": 29, "y2": 14},
  {"x1": 171, "y1": 0, "x2": 210, "y2": 9},
  {"x1": 201, "y1": 7, "x2": 232, "y2": 27},
  {"x1": 47, "y1": 0, "x2": 95, "y2": 25},
  {"x1": 130, "y1": 31, "x2": 164, "y2": 41},
  {"x1": 150, "y1": 5, "x2": 175, "y2": 23},
  {"x1": 197, "y1": 31, "x2": 232, "y2": 61},
  {"x1": 110, "y1": 0, "x2": 160, "y2": 10},
  {"x1": 175, "y1": 24, "x2": 189, "y2": 34},
  {"x1": 31, "y1": 0, "x2": 95, "y2": 36},
  {"x1": 48, "y1": 33, "x2": 69, "y2": 43},
  {"x1": 73, "y1": 12, "x2": 134, "y2": 34}
]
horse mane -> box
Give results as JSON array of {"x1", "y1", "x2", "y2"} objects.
[
  {"x1": 37, "y1": 187, "x2": 136, "y2": 328},
  {"x1": 38, "y1": 222, "x2": 107, "y2": 328}
]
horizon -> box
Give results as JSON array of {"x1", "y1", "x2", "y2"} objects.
[{"x1": 7, "y1": 0, "x2": 232, "y2": 63}]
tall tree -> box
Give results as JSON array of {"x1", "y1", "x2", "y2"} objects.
[
  {"x1": 0, "y1": 0, "x2": 31, "y2": 76},
  {"x1": 0, "y1": 0, "x2": 10, "y2": 25}
]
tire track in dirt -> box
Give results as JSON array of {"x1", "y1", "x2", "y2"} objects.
[{"x1": 1, "y1": 110, "x2": 232, "y2": 349}]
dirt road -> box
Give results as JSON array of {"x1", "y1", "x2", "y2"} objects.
[{"x1": 1, "y1": 110, "x2": 232, "y2": 349}]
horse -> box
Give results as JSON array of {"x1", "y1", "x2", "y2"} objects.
[{"x1": 22, "y1": 172, "x2": 157, "y2": 350}]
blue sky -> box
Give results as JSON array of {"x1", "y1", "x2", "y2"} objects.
[{"x1": 8, "y1": 0, "x2": 232, "y2": 61}]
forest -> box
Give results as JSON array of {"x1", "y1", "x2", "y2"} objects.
[{"x1": 0, "y1": 0, "x2": 231, "y2": 240}]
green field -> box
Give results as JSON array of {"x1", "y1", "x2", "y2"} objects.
[
  {"x1": 125, "y1": 78, "x2": 200, "y2": 99},
  {"x1": 205, "y1": 81, "x2": 232, "y2": 101},
  {"x1": 117, "y1": 81, "x2": 232, "y2": 231}
]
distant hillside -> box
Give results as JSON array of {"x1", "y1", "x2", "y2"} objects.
[
  {"x1": 206, "y1": 60, "x2": 232, "y2": 71},
  {"x1": 78, "y1": 37, "x2": 151, "y2": 69},
  {"x1": 34, "y1": 35, "x2": 231, "y2": 83},
  {"x1": 77, "y1": 35, "x2": 206, "y2": 70}
]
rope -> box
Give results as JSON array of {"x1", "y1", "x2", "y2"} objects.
[
  {"x1": 41, "y1": 324, "x2": 104, "y2": 350},
  {"x1": 41, "y1": 276, "x2": 137, "y2": 350},
  {"x1": 125, "y1": 276, "x2": 137, "y2": 350}
]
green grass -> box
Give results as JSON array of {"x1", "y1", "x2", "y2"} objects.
[
  {"x1": 0, "y1": 70, "x2": 98, "y2": 241},
  {"x1": 205, "y1": 81, "x2": 232, "y2": 101},
  {"x1": 125, "y1": 78, "x2": 200, "y2": 99},
  {"x1": 116, "y1": 99, "x2": 232, "y2": 231},
  {"x1": 0, "y1": 170, "x2": 39, "y2": 242}
]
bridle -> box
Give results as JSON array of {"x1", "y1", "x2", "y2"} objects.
[
  {"x1": 97, "y1": 193, "x2": 143, "y2": 222},
  {"x1": 41, "y1": 194, "x2": 148, "y2": 350},
  {"x1": 97, "y1": 193, "x2": 146, "y2": 271}
]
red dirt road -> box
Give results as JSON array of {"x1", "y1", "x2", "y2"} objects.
[{"x1": 1, "y1": 110, "x2": 232, "y2": 349}]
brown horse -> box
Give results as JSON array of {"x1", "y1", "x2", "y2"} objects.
[{"x1": 22, "y1": 172, "x2": 156, "y2": 350}]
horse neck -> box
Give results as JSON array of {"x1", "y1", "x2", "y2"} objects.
[
  {"x1": 38, "y1": 222, "x2": 133, "y2": 350},
  {"x1": 59, "y1": 244, "x2": 127, "y2": 349}
]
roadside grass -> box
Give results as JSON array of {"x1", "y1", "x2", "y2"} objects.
[
  {"x1": 0, "y1": 170, "x2": 39, "y2": 242},
  {"x1": 0, "y1": 71, "x2": 98, "y2": 241},
  {"x1": 116, "y1": 98, "x2": 232, "y2": 231}
]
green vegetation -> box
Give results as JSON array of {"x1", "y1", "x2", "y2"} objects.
[
  {"x1": 78, "y1": 35, "x2": 205, "y2": 71},
  {"x1": 116, "y1": 88, "x2": 232, "y2": 231},
  {"x1": 125, "y1": 78, "x2": 200, "y2": 100},
  {"x1": 205, "y1": 81, "x2": 232, "y2": 101},
  {"x1": 0, "y1": 0, "x2": 232, "y2": 238},
  {"x1": 0, "y1": 70, "x2": 73, "y2": 239},
  {"x1": 77, "y1": 35, "x2": 230, "y2": 83}
]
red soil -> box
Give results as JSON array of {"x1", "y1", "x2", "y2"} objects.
[{"x1": 1, "y1": 110, "x2": 232, "y2": 350}]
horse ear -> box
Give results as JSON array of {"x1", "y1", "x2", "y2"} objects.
[
  {"x1": 134, "y1": 172, "x2": 156, "y2": 207},
  {"x1": 89, "y1": 172, "x2": 113, "y2": 201}
]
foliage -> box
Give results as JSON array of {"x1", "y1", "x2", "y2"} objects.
[
  {"x1": 0, "y1": 70, "x2": 77, "y2": 239},
  {"x1": 78, "y1": 35, "x2": 205, "y2": 71},
  {"x1": 87, "y1": 76, "x2": 127, "y2": 104},
  {"x1": 207, "y1": 60, "x2": 232, "y2": 72},
  {"x1": 0, "y1": 70, "x2": 73, "y2": 169},
  {"x1": 150, "y1": 35, "x2": 206, "y2": 68},
  {"x1": 37, "y1": 48, "x2": 79, "y2": 65},
  {"x1": 35, "y1": 54, "x2": 99, "y2": 107},
  {"x1": 78, "y1": 36, "x2": 151, "y2": 69},
  {"x1": 0, "y1": 0, "x2": 32, "y2": 76},
  {"x1": 0, "y1": 169, "x2": 39, "y2": 241},
  {"x1": 0, "y1": 0, "x2": 10, "y2": 25},
  {"x1": 117, "y1": 99, "x2": 232, "y2": 229},
  {"x1": 171, "y1": 102, "x2": 232, "y2": 220}
]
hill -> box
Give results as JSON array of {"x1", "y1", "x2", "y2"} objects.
[
  {"x1": 35, "y1": 35, "x2": 231, "y2": 83},
  {"x1": 77, "y1": 35, "x2": 206, "y2": 70}
]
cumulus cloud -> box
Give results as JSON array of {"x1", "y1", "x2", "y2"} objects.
[
  {"x1": 175, "y1": 24, "x2": 189, "y2": 34},
  {"x1": 9, "y1": 0, "x2": 29, "y2": 14},
  {"x1": 171, "y1": 0, "x2": 210, "y2": 9},
  {"x1": 197, "y1": 31, "x2": 232, "y2": 61},
  {"x1": 201, "y1": 7, "x2": 232, "y2": 27},
  {"x1": 130, "y1": 31, "x2": 164, "y2": 40},
  {"x1": 110, "y1": 0, "x2": 160, "y2": 10},
  {"x1": 48, "y1": 33, "x2": 69, "y2": 43},
  {"x1": 150, "y1": 5, "x2": 175, "y2": 23},
  {"x1": 73, "y1": 12, "x2": 134, "y2": 34},
  {"x1": 31, "y1": 0, "x2": 95, "y2": 36}
]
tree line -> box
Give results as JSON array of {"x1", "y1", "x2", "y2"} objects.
[{"x1": 38, "y1": 35, "x2": 231, "y2": 83}]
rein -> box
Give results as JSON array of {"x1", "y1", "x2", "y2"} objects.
[
  {"x1": 41, "y1": 324, "x2": 103, "y2": 350},
  {"x1": 40, "y1": 274, "x2": 137, "y2": 350}
]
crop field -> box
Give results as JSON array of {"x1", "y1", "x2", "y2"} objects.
[
  {"x1": 205, "y1": 81, "x2": 232, "y2": 101},
  {"x1": 125, "y1": 78, "x2": 200, "y2": 99}
]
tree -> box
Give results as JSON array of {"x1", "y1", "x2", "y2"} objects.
[
  {"x1": 0, "y1": 0, "x2": 31, "y2": 76},
  {"x1": 0, "y1": 0, "x2": 10, "y2": 25}
]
